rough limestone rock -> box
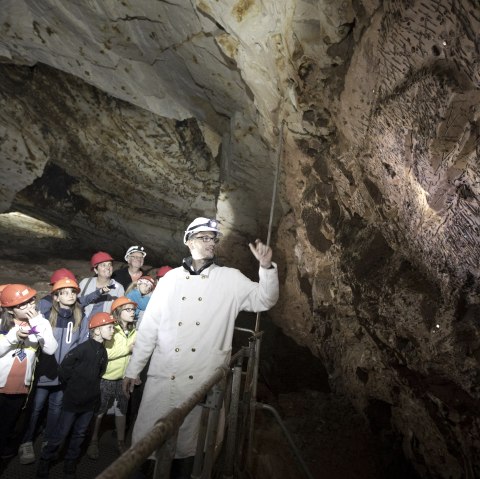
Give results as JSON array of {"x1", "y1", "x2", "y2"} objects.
[{"x1": 0, "y1": 1, "x2": 480, "y2": 477}]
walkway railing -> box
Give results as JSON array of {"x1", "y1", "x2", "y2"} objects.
[{"x1": 97, "y1": 327, "x2": 314, "y2": 479}]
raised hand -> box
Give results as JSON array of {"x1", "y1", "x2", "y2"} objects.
[{"x1": 248, "y1": 239, "x2": 272, "y2": 268}]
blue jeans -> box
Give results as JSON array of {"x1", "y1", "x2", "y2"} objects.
[
  {"x1": 41, "y1": 410, "x2": 94, "y2": 461},
  {"x1": 22, "y1": 385, "x2": 63, "y2": 444}
]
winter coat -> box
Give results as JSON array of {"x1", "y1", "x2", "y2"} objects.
[
  {"x1": 78, "y1": 277, "x2": 124, "y2": 320},
  {"x1": 59, "y1": 338, "x2": 108, "y2": 413},
  {"x1": 103, "y1": 324, "x2": 137, "y2": 380},
  {"x1": 35, "y1": 306, "x2": 89, "y2": 387},
  {"x1": 0, "y1": 314, "x2": 58, "y2": 388},
  {"x1": 125, "y1": 262, "x2": 279, "y2": 457}
]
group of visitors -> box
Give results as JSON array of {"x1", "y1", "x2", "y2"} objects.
[{"x1": 0, "y1": 217, "x2": 279, "y2": 479}]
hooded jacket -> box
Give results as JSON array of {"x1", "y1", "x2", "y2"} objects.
[
  {"x1": 0, "y1": 314, "x2": 58, "y2": 388},
  {"x1": 103, "y1": 323, "x2": 137, "y2": 380},
  {"x1": 35, "y1": 306, "x2": 89, "y2": 387}
]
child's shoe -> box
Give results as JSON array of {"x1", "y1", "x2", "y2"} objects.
[{"x1": 18, "y1": 441, "x2": 36, "y2": 464}]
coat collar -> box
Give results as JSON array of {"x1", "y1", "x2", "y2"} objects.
[{"x1": 182, "y1": 256, "x2": 216, "y2": 275}]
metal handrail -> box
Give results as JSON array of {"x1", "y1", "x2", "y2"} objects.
[
  {"x1": 97, "y1": 327, "x2": 314, "y2": 479},
  {"x1": 256, "y1": 402, "x2": 315, "y2": 479},
  {"x1": 97, "y1": 365, "x2": 229, "y2": 479}
]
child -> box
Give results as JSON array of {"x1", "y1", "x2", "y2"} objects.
[
  {"x1": 125, "y1": 275, "x2": 154, "y2": 325},
  {"x1": 0, "y1": 284, "x2": 58, "y2": 459},
  {"x1": 38, "y1": 268, "x2": 110, "y2": 317},
  {"x1": 87, "y1": 296, "x2": 137, "y2": 459},
  {"x1": 36, "y1": 312, "x2": 115, "y2": 479},
  {"x1": 18, "y1": 278, "x2": 89, "y2": 465}
]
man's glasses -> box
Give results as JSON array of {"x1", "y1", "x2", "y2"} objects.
[
  {"x1": 15, "y1": 297, "x2": 36, "y2": 310},
  {"x1": 193, "y1": 236, "x2": 220, "y2": 244},
  {"x1": 122, "y1": 308, "x2": 136, "y2": 313}
]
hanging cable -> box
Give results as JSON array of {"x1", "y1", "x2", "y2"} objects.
[
  {"x1": 256, "y1": 119, "x2": 284, "y2": 331},
  {"x1": 247, "y1": 120, "x2": 285, "y2": 470}
]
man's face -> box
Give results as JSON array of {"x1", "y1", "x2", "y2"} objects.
[
  {"x1": 128, "y1": 253, "x2": 144, "y2": 268},
  {"x1": 188, "y1": 231, "x2": 218, "y2": 260}
]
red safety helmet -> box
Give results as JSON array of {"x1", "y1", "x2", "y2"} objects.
[
  {"x1": 51, "y1": 278, "x2": 80, "y2": 294},
  {"x1": 111, "y1": 296, "x2": 137, "y2": 314},
  {"x1": 89, "y1": 312, "x2": 116, "y2": 329},
  {"x1": 90, "y1": 251, "x2": 114, "y2": 270},
  {"x1": 49, "y1": 268, "x2": 76, "y2": 285},
  {"x1": 138, "y1": 275, "x2": 155, "y2": 287},
  {"x1": 0, "y1": 284, "x2": 10, "y2": 307},
  {"x1": 156, "y1": 266, "x2": 173, "y2": 278},
  {"x1": 0, "y1": 284, "x2": 37, "y2": 308}
]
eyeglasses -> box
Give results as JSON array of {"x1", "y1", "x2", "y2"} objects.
[
  {"x1": 129, "y1": 255, "x2": 144, "y2": 260},
  {"x1": 122, "y1": 308, "x2": 136, "y2": 313},
  {"x1": 193, "y1": 235, "x2": 220, "y2": 244},
  {"x1": 15, "y1": 297, "x2": 36, "y2": 310}
]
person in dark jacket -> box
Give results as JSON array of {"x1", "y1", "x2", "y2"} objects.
[
  {"x1": 112, "y1": 245, "x2": 147, "y2": 290},
  {"x1": 19, "y1": 278, "x2": 89, "y2": 465},
  {"x1": 36, "y1": 312, "x2": 115, "y2": 479}
]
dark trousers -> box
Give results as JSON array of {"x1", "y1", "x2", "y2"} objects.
[
  {"x1": 41, "y1": 409, "x2": 94, "y2": 461},
  {"x1": 22, "y1": 385, "x2": 64, "y2": 444},
  {"x1": 170, "y1": 457, "x2": 194, "y2": 479},
  {"x1": 0, "y1": 393, "x2": 27, "y2": 455}
]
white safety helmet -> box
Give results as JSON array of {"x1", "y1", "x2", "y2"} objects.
[
  {"x1": 183, "y1": 217, "x2": 222, "y2": 244},
  {"x1": 124, "y1": 245, "x2": 146, "y2": 262}
]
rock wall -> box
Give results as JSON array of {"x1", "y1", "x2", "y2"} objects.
[
  {"x1": 1, "y1": 1, "x2": 480, "y2": 477},
  {"x1": 275, "y1": 1, "x2": 480, "y2": 478}
]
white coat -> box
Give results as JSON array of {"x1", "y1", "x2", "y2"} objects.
[{"x1": 125, "y1": 262, "x2": 279, "y2": 458}]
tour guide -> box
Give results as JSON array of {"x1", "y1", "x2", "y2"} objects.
[{"x1": 123, "y1": 217, "x2": 279, "y2": 474}]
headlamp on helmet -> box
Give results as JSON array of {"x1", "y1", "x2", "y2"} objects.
[
  {"x1": 183, "y1": 217, "x2": 222, "y2": 244},
  {"x1": 125, "y1": 246, "x2": 146, "y2": 262}
]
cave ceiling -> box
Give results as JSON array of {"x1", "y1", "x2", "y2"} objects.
[{"x1": 1, "y1": 1, "x2": 480, "y2": 477}]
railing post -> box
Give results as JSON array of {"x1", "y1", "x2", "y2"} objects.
[
  {"x1": 222, "y1": 353, "x2": 245, "y2": 479},
  {"x1": 199, "y1": 381, "x2": 225, "y2": 479}
]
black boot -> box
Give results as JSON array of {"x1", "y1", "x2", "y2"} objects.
[
  {"x1": 170, "y1": 457, "x2": 194, "y2": 479},
  {"x1": 64, "y1": 459, "x2": 77, "y2": 479},
  {"x1": 36, "y1": 458, "x2": 50, "y2": 478}
]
